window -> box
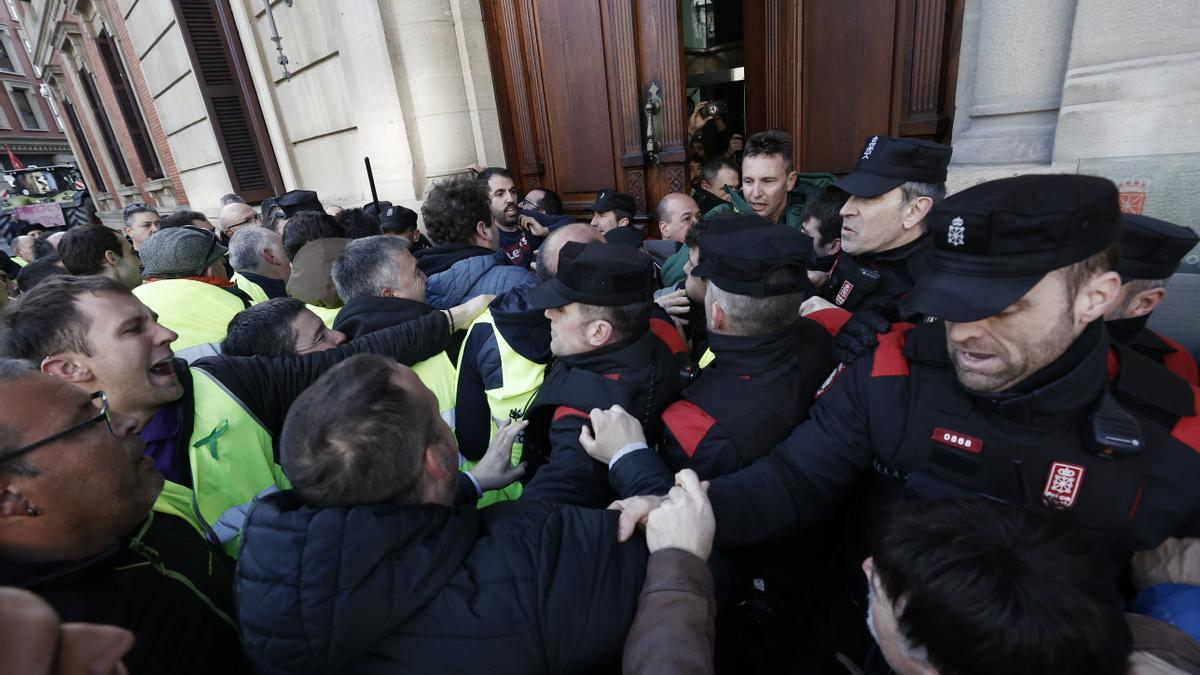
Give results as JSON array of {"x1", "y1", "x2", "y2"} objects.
[
  {"x1": 63, "y1": 98, "x2": 105, "y2": 192},
  {"x1": 78, "y1": 68, "x2": 132, "y2": 186},
  {"x1": 0, "y1": 30, "x2": 18, "y2": 74},
  {"x1": 9, "y1": 85, "x2": 44, "y2": 130},
  {"x1": 95, "y1": 30, "x2": 162, "y2": 178}
]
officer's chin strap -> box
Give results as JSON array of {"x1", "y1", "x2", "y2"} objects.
[{"x1": 1087, "y1": 389, "x2": 1145, "y2": 458}]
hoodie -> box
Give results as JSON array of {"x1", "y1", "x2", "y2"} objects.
[
  {"x1": 286, "y1": 238, "x2": 349, "y2": 309},
  {"x1": 236, "y1": 492, "x2": 647, "y2": 675},
  {"x1": 454, "y1": 285, "x2": 552, "y2": 460}
]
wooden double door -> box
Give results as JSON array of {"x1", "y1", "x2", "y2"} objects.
[{"x1": 482, "y1": 0, "x2": 964, "y2": 223}]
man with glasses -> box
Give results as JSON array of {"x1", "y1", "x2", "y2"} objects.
[
  {"x1": 2, "y1": 275, "x2": 488, "y2": 557},
  {"x1": 218, "y1": 201, "x2": 262, "y2": 244},
  {"x1": 0, "y1": 359, "x2": 251, "y2": 673},
  {"x1": 132, "y1": 226, "x2": 252, "y2": 351},
  {"x1": 121, "y1": 203, "x2": 160, "y2": 252}
]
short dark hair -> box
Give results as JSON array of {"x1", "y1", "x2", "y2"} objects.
[
  {"x1": 122, "y1": 203, "x2": 158, "y2": 227},
  {"x1": 421, "y1": 175, "x2": 491, "y2": 245},
  {"x1": 16, "y1": 255, "x2": 68, "y2": 294},
  {"x1": 477, "y1": 167, "x2": 514, "y2": 184},
  {"x1": 899, "y1": 181, "x2": 947, "y2": 207},
  {"x1": 281, "y1": 354, "x2": 439, "y2": 507},
  {"x1": 31, "y1": 238, "x2": 55, "y2": 261},
  {"x1": 873, "y1": 499, "x2": 1131, "y2": 675},
  {"x1": 707, "y1": 267, "x2": 805, "y2": 335},
  {"x1": 701, "y1": 156, "x2": 739, "y2": 185},
  {"x1": 2, "y1": 276, "x2": 132, "y2": 360},
  {"x1": 800, "y1": 189, "x2": 849, "y2": 246},
  {"x1": 578, "y1": 300, "x2": 652, "y2": 342},
  {"x1": 221, "y1": 298, "x2": 308, "y2": 358},
  {"x1": 612, "y1": 209, "x2": 633, "y2": 226},
  {"x1": 336, "y1": 208, "x2": 382, "y2": 240},
  {"x1": 0, "y1": 358, "x2": 39, "y2": 476},
  {"x1": 159, "y1": 210, "x2": 208, "y2": 230},
  {"x1": 744, "y1": 129, "x2": 794, "y2": 172},
  {"x1": 531, "y1": 188, "x2": 563, "y2": 215},
  {"x1": 281, "y1": 211, "x2": 344, "y2": 261},
  {"x1": 1062, "y1": 241, "x2": 1121, "y2": 302},
  {"x1": 58, "y1": 225, "x2": 126, "y2": 276}
]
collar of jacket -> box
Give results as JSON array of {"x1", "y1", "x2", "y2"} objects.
[
  {"x1": 706, "y1": 325, "x2": 799, "y2": 376},
  {"x1": 236, "y1": 270, "x2": 289, "y2": 299},
  {"x1": 1105, "y1": 314, "x2": 1175, "y2": 356},
  {"x1": 557, "y1": 331, "x2": 653, "y2": 375},
  {"x1": 414, "y1": 243, "x2": 497, "y2": 275},
  {"x1": 0, "y1": 514, "x2": 152, "y2": 588},
  {"x1": 143, "y1": 275, "x2": 236, "y2": 288},
  {"x1": 333, "y1": 296, "x2": 433, "y2": 340},
  {"x1": 855, "y1": 228, "x2": 933, "y2": 265}
]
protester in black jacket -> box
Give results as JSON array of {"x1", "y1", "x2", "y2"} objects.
[{"x1": 237, "y1": 355, "x2": 648, "y2": 675}]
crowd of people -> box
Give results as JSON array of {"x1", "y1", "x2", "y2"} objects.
[{"x1": 1, "y1": 126, "x2": 1199, "y2": 675}]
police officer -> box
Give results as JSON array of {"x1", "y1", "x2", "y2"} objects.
[
  {"x1": 274, "y1": 189, "x2": 324, "y2": 217},
  {"x1": 1104, "y1": 214, "x2": 1199, "y2": 385},
  {"x1": 519, "y1": 242, "x2": 681, "y2": 507},
  {"x1": 819, "y1": 135, "x2": 951, "y2": 315},
  {"x1": 660, "y1": 220, "x2": 833, "y2": 479},
  {"x1": 592, "y1": 174, "x2": 1200, "y2": 561}
]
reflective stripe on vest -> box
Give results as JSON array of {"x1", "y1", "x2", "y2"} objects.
[
  {"x1": 457, "y1": 309, "x2": 545, "y2": 505},
  {"x1": 158, "y1": 368, "x2": 290, "y2": 557},
  {"x1": 133, "y1": 279, "x2": 246, "y2": 351},
  {"x1": 231, "y1": 273, "x2": 271, "y2": 305},
  {"x1": 698, "y1": 348, "x2": 716, "y2": 369},
  {"x1": 306, "y1": 304, "x2": 341, "y2": 329},
  {"x1": 411, "y1": 352, "x2": 458, "y2": 430}
]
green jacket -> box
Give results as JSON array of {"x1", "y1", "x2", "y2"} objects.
[
  {"x1": 702, "y1": 173, "x2": 836, "y2": 229},
  {"x1": 660, "y1": 245, "x2": 690, "y2": 288}
]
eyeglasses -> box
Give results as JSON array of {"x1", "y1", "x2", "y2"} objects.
[{"x1": 0, "y1": 391, "x2": 113, "y2": 464}]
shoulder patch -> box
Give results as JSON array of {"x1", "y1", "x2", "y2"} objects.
[
  {"x1": 870, "y1": 324, "x2": 913, "y2": 378},
  {"x1": 650, "y1": 316, "x2": 688, "y2": 355},
  {"x1": 663, "y1": 400, "x2": 717, "y2": 458},
  {"x1": 552, "y1": 406, "x2": 590, "y2": 423},
  {"x1": 1170, "y1": 386, "x2": 1200, "y2": 454}
]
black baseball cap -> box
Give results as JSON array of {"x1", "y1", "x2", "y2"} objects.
[
  {"x1": 276, "y1": 189, "x2": 324, "y2": 216},
  {"x1": 379, "y1": 204, "x2": 419, "y2": 233},
  {"x1": 527, "y1": 242, "x2": 656, "y2": 309},
  {"x1": 1115, "y1": 214, "x2": 1198, "y2": 281},
  {"x1": 691, "y1": 220, "x2": 812, "y2": 297},
  {"x1": 903, "y1": 174, "x2": 1122, "y2": 322},
  {"x1": 587, "y1": 189, "x2": 638, "y2": 214},
  {"x1": 834, "y1": 135, "x2": 952, "y2": 198}
]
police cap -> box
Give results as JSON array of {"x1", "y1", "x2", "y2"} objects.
[
  {"x1": 1115, "y1": 214, "x2": 1198, "y2": 281},
  {"x1": 903, "y1": 174, "x2": 1121, "y2": 322},
  {"x1": 276, "y1": 189, "x2": 324, "y2": 217},
  {"x1": 691, "y1": 218, "x2": 812, "y2": 297},
  {"x1": 587, "y1": 189, "x2": 638, "y2": 214},
  {"x1": 379, "y1": 204, "x2": 419, "y2": 233},
  {"x1": 834, "y1": 135, "x2": 952, "y2": 198},
  {"x1": 527, "y1": 242, "x2": 655, "y2": 309}
]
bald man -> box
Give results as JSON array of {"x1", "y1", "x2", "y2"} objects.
[
  {"x1": 455, "y1": 223, "x2": 604, "y2": 465},
  {"x1": 217, "y1": 201, "x2": 261, "y2": 243},
  {"x1": 656, "y1": 192, "x2": 702, "y2": 287}
]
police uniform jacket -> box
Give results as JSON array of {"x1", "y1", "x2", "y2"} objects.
[
  {"x1": 820, "y1": 230, "x2": 934, "y2": 316},
  {"x1": 1108, "y1": 315, "x2": 1199, "y2": 387},
  {"x1": 659, "y1": 321, "x2": 833, "y2": 479},
  {"x1": 521, "y1": 330, "x2": 683, "y2": 508},
  {"x1": 611, "y1": 320, "x2": 1200, "y2": 558}
]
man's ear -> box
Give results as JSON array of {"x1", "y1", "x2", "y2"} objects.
[
  {"x1": 828, "y1": 237, "x2": 842, "y2": 256},
  {"x1": 586, "y1": 319, "x2": 615, "y2": 347},
  {"x1": 0, "y1": 486, "x2": 33, "y2": 519},
  {"x1": 40, "y1": 355, "x2": 92, "y2": 385},
  {"x1": 902, "y1": 196, "x2": 935, "y2": 231},
  {"x1": 708, "y1": 297, "x2": 725, "y2": 332},
  {"x1": 785, "y1": 170, "x2": 798, "y2": 192},
  {"x1": 102, "y1": 249, "x2": 120, "y2": 267},
  {"x1": 422, "y1": 445, "x2": 453, "y2": 481},
  {"x1": 1127, "y1": 287, "x2": 1167, "y2": 317},
  {"x1": 1075, "y1": 270, "x2": 1122, "y2": 326},
  {"x1": 618, "y1": 217, "x2": 631, "y2": 229}
]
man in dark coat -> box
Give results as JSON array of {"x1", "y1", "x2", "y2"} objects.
[{"x1": 236, "y1": 354, "x2": 649, "y2": 675}]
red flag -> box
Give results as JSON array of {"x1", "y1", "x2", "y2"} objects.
[{"x1": 6, "y1": 145, "x2": 24, "y2": 170}]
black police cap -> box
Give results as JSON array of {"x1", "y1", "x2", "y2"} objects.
[
  {"x1": 379, "y1": 204, "x2": 419, "y2": 233},
  {"x1": 691, "y1": 217, "x2": 812, "y2": 297},
  {"x1": 904, "y1": 174, "x2": 1121, "y2": 322},
  {"x1": 1115, "y1": 214, "x2": 1198, "y2": 281},
  {"x1": 527, "y1": 242, "x2": 655, "y2": 309},
  {"x1": 834, "y1": 135, "x2": 952, "y2": 198},
  {"x1": 587, "y1": 189, "x2": 638, "y2": 214},
  {"x1": 276, "y1": 189, "x2": 324, "y2": 217}
]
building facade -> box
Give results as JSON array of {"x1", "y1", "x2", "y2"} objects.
[{"x1": 0, "y1": 0, "x2": 72, "y2": 171}]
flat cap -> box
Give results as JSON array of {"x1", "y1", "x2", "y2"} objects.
[{"x1": 139, "y1": 226, "x2": 226, "y2": 279}]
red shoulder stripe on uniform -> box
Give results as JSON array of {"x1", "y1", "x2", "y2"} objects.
[
  {"x1": 807, "y1": 307, "x2": 853, "y2": 336},
  {"x1": 870, "y1": 324, "x2": 914, "y2": 378},
  {"x1": 1159, "y1": 335, "x2": 1200, "y2": 386},
  {"x1": 553, "y1": 406, "x2": 590, "y2": 423},
  {"x1": 1107, "y1": 349, "x2": 1119, "y2": 382},
  {"x1": 663, "y1": 400, "x2": 717, "y2": 458},
  {"x1": 650, "y1": 317, "x2": 688, "y2": 355},
  {"x1": 1169, "y1": 386, "x2": 1200, "y2": 454}
]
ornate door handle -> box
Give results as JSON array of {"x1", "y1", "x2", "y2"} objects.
[{"x1": 644, "y1": 82, "x2": 663, "y2": 163}]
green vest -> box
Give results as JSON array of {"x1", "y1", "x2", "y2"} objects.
[
  {"x1": 11, "y1": 256, "x2": 27, "y2": 267},
  {"x1": 306, "y1": 304, "x2": 341, "y2": 329},
  {"x1": 412, "y1": 352, "x2": 458, "y2": 429},
  {"x1": 134, "y1": 279, "x2": 245, "y2": 351},
  {"x1": 457, "y1": 309, "x2": 544, "y2": 506},
  {"x1": 152, "y1": 368, "x2": 290, "y2": 557},
  {"x1": 231, "y1": 273, "x2": 271, "y2": 305},
  {"x1": 698, "y1": 348, "x2": 716, "y2": 369}
]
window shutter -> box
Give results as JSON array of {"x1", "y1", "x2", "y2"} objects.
[
  {"x1": 63, "y1": 98, "x2": 106, "y2": 192},
  {"x1": 95, "y1": 30, "x2": 163, "y2": 179},
  {"x1": 78, "y1": 67, "x2": 132, "y2": 186}
]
